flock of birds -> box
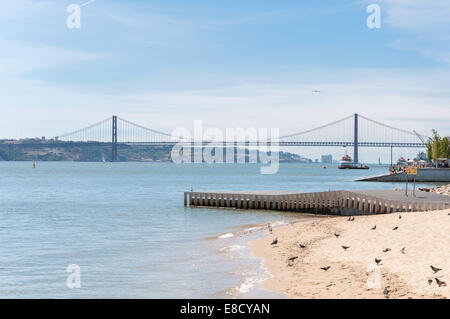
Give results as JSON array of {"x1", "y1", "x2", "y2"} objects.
[{"x1": 268, "y1": 212, "x2": 447, "y2": 298}]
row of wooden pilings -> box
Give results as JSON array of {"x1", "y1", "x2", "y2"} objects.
[{"x1": 184, "y1": 191, "x2": 450, "y2": 215}]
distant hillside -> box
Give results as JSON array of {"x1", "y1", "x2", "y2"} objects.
[{"x1": 0, "y1": 140, "x2": 312, "y2": 163}]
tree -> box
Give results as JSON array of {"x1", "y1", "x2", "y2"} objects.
[
  {"x1": 439, "y1": 137, "x2": 449, "y2": 158},
  {"x1": 428, "y1": 129, "x2": 441, "y2": 162},
  {"x1": 427, "y1": 130, "x2": 450, "y2": 166},
  {"x1": 426, "y1": 143, "x2": 433, "y2": 161}
]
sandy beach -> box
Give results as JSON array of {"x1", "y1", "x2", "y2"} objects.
[{"x1": 251, "y1": 208, "x2": 450, "y2": 298}]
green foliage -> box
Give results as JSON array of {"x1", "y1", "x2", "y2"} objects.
[
  {"x1": 427, "y1": 130, "x2": 450, "y2": 161},
  {"x1": 440, "y1": 137, "x2": 449, "y2": 158},
  {"x1": 426, "y1": 143, "x2": 432, "y2": 161}
]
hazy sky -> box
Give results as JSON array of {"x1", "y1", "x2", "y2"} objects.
[{"x1": 1, "y1": 0, "x2": 449, "y2": 161}]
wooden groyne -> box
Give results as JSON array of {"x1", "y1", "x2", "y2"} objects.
[{"x1": 184, "y1": 190, "x2": 450, "y2": 215}]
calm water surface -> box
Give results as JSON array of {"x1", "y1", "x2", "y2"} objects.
[{"x1": 0, "y1": 162, "x2": 439, "y2": 298}]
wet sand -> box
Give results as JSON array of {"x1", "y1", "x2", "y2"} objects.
[{"x1": 251, "y1": 209, "x2": 450, "y2": 298}]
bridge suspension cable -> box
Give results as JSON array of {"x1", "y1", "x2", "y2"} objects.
[
  {"x1": 274, "y1": 114, "x2": 354, "y2": 140},
  {"x1": 116, "y1": 116, "x2": 196, "y2": 143},
  {"x1": 55, "y1": 117, "x2": 111, "y2": 140},
  {"x1": 358, "y1": 114, "x2": 428, "y2": 140}
]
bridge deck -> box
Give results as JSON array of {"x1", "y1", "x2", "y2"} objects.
[{"x1": 184, "y1": 189, "x2": 450, "y2": 215}]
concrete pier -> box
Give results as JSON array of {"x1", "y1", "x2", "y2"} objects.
[
  {"x1": 184, "y1": 190, "x2": 450, "y2": 215},
  {"x1": 356, "y1": 168, "x2": 450, "y2": 182}
]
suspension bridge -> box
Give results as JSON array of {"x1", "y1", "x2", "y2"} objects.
[{"x1": 11, "y1": 114, "x2": 428, "y2": 162}]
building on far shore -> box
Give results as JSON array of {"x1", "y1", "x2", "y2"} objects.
[{"x1": 321, "y1": 154, "x2": 333, "y2": 164}]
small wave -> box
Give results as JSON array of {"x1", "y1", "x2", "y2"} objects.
[
  {"x1": 270, "y1": 220, "x2": 289, "y2": 227},
  {"x1": 234, "y1": 272, "x2": 272, "y2": 295},
  {"x1": 218, "y1": 233, "x2": 234, "y2": 239},
  {"x1": 213, "y1": 219, "x2": 298, "y2": 240},
  {"x1": 220, "y1": 245, "x2": 245, "y2": 252},
  {"x1": 235, "y1": 278, "x2": 258, "y2": 294},
  {"x1": 239, "y1": 220, "x2": 289, "y2": 235},
  {"x1": 231, "y1": 265, "x2": 273, "y2": 296}
]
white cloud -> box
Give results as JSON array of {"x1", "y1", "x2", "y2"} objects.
[
  {"x1": 379, "y1": 0, "x2": 450, "y2": 33},
  {"x1": 0, "y1": 0, "x2": 107, "y2": 76},
  {"x1": 0, "y1": 39, "x2": 106, "y2": 76},
  {"x1": 373, "y1": 0, "x2": 450, "y2": 63}
]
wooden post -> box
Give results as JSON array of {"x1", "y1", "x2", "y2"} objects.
[
  {"x1": 352, "y1": 194, "x2": 358, "y2": 210},
  {"x1": 221, "y1": 194, "x2": 225, "y2": 207},
  {"x1": 405, "y1": 173, "x2": 408, "y2": 197},
  {"x1": 358, "y1": 196, "x2": 363, "y2": 211}
]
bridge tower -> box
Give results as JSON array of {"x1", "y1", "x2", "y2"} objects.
[
  {"x1": 112, "y1": 115, "x2": 118, "y2": 161},
  {"x1": 354, "y1": 113, "x2": 358, "y2": 163}
]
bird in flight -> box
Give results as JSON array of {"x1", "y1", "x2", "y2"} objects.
[
  {"x1": 401, "y1": 247, "x2": 406, "y2": 254},
  {"x1": 371, "y1": 225, "x2": 376, "y2": 230},
  {"x1": 334, "y1": 232, "x2": 340, "y2": 238},
  {"x1": 392, "y1": 226, "x2": 399, "y2": 230},
  {"x1": 320, "y1": 266, "x2": 331, "y2": 271},
  {"x1": 312, "y1": 90, "x2": 321, "y2": 93},
  {"x1": 430, "y1": 265, "x2": 442, "y2": 274},
  {"x1": 428, "y1": 279, "x2": 433, "y2": 285},
  {"x1": 341, "y1": 245, "x2": 350, "y2": 250},
  {"x1": 299, "y1": 244, "x2": 306, "y2": 249},
  {"x1": 382, "y1": 248, "x2": 391, "y2": 252},
  {"x1": 375, "y1": 258, "x2": 382, "y2": 265},
  {"x1": 270, "y1": 237, "x2": 278, "y2": 245},
  {"x1": 288, "y1": 256, "x2": 298, "y2": 262}
]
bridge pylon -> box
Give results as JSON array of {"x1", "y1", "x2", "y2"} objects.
[
  {"x1": 354, "y1": 113, "x2": 358, "y2": 163},
  {"x1": 112, "y1": 115, "x2": 118, "y2": 161}
]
